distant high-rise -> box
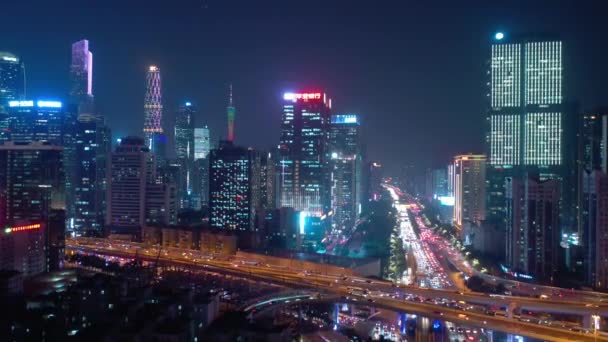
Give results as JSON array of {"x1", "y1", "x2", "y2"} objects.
[
  {"x1": 329, "y1": 114, "x2": 362, "y2": 229},
  {"x1": 485, "y1": 33, "x2": 567, "y2": 223},
  {"x1": 69, "y1": 39, "x2": 94, "y2": 115},
  {"x1": 366, "y1": 161, "x2": 383, "y2": 201},
  {"x1": 175, "y1": 102, "x2": 195, "y2": 208},
  {"x1": 0, "y1": 141, "x2": 64, "y2": 276},
  {"x1": 73, "y1": 114, "x2": 100, "y2": 233},
  {"x1": 107, "y1": 137, "x2": 154, "y2": 233},
  {"x1": 194, "y1": 127, "x2": 211, "y2": 160},
  {"x1": 506, "y1": 175, "x2": 560, "y2": 280},
  {"x1": 96, "y1": 122, "x2": 112, "y2": 229},
  {"x1": 227, "y1": 84, "x2": 235, "y2": 142},
  {"x1": 278, "y1": 92, "x2": 332, "y2": 217},
  {"x1": 209, "y1": 141, "x2": 260, "y2": 231},
  {"x1": 453, "y1": 154, "x2": 486, "y2": 230},
  {"x1": 143, "y1": 65, "x2": 163, "y2": 156},
  {"x1": 0, "y1": 52, "x2": 25, "y2": 110}
]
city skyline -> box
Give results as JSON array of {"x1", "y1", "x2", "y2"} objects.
[{"x1": 2, "y1": 1, "x2": 608, "y2": 174}]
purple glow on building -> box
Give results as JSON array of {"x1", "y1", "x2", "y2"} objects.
[{"x1": 70, "y1": 39, "x2": 93, "y2": 97}]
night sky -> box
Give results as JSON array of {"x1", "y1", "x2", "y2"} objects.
[{"x1": 1, "y1": 0, "x2": 607, "y2": 174}]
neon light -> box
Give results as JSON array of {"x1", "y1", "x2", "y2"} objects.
[
  {"x1": 37, "y1": 100, "x2": 62, "y2": 108},
  {"x1": 332, "y1": 114, "x2": 358, "y2": 124},
  {"x1": 8, "y1": 100, "x2": 34, "y2": 107},
  {"x1": 4, "y1": 223, "x2": 42, "y2": 234},
  {"x1": 299, "y1": 212, "x2": 307, "y2": 235},
  {"x1": 185, "y1": 102, "x2": 192, "y2": 106},
  {"x1": 283, "y1": 92, "x2": 322, "y2": 101},
  {"x1": 438, "y1": 196, "x2": 455, "y2": 206},
  {"x1": 2, "y1": 56, "x2": 17, "y2": 62},
  {"x1": 495, "y1": 32, "x2": 504, "y2": 40}
]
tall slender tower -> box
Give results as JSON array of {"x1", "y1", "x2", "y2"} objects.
[
  {"x1": 143, "y1": 65, "x2": 163, "y2": 152},
  {"x1": 69, "y1": 39, "x2": 94, "y2": 115},
  {"x1": 227, "y1": 84, "x2": 235, "y2": 142}
]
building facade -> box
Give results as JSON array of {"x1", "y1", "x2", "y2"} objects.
[
  {"x1": 485, "y1": 33, "x2": 567, "y2": 225},
  {"x1": 506, "y1": 176, "x2": 560, "y2": 281},
  {"x1": 453, "y1": 154, "x2": 486, "y2": 230},
  {"x1": 0, "y1": 52, "x2": 25, "y2": 111},
  {"x1": 329, "y1": 114, "x2": 362, "y2": 229},
  {"x1": 0, "y1": 142, "x2": 64, "y2": 276},
  {"x1": 174, "y1": 102, "x2": 195, "y2": 209},
  {"x1": 278, "y1": 92, "x2": 332, "y2": 217},
  {"x1": 106, "y1": 137, "x2": 154, "y2": 233},
  {"x1": 209, "y1": 141, "x2": 260, "y2": 231}
]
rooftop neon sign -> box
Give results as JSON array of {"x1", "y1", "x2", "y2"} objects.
[
  {"x1": 37, "y1": 100, "x2": 62, "y2": 108},
  {"x1": 284, "y1": 92, "x2": 322, "y2": 101},
  {"x1": 8, "y1": 100, "x2": 34, "y2": 107},
  {"x1": 4, "y1": 223, "x2": 42, "y2": 234},
  {"x1": 8, "y1": 100, "x2": 62, "y2": 108}
]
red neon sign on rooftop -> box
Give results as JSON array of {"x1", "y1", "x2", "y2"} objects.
[
  {"x1": 283, "y1": 92, "x2": 322, "y2": 101},
  {"x1": 4, "y1": 223, "x2": 42, "y2": 234}
]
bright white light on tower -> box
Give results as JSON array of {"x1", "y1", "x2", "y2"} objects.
[
  {"x1": 185, "y1": 102, "x2": 192, "y2": 106},
  {"x1": 495, "y1": 32, "x2": 504, "y2": 40}
]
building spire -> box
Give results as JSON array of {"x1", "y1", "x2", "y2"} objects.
[{"x1": 227, "y1": 83, "x2": 235, "y2": 142}]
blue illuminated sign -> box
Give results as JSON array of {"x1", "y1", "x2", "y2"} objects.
[
  {"x1": 37, "y1": 100, "x2": 62, "y2": 108},
  {"x1": 332, "y1": 114, "x2": 359, "y2": 124},
  {"x1": 8, "y1": 100, "x2": 34, "y2": 107}
]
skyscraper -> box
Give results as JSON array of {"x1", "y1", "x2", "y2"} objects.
[
  {"x1": 329, "y1": 114, "x2": 362, "y2": 229},
  {"x1": 209, "y1": 141, "x2": 261, "y2": 232},
  {"x1": 0, "y1": 52, "x2": 25, "y2": 110},
  {"x1": 485, "y1": 33, "x2": 566, "y2": 223},
  {"x1": 69, "y1": 39, "x2": 94, "y2": 115},
  {"x1": 5, "y1": 100, "x2": 77, "y2": 222},
  {"x1": 194, "y1": 127, "x2": 211, "y2": 160},
  {"x1": 453, "y1": 154, "x2": 486, "y2": 231},
  {"x1": 278, "y1": 92, "x2": 332, "y2": 217},
  {"x1": 506, "y1": 175, "x2": 560, "y2": 280},
  {"x1": 106, "y1": 137, "x2": 155, "y2": 233},
  {"x1": 0, "y1": 141, "x2": 64, "y2": 276},
  {"x1": 73, "y1": 114, "x2": 101, "y2": 234},
  {"x1": 143, "y1": 65, "x2": 164, "y2": 157},
  {"x1": 174, "y1": 102, "x2": 195, "y2": 208},
  {"x1": 227, "y1": 84, "x2": 235, "y2": 142}
]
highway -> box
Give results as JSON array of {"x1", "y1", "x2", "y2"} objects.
[{"x1": 67, "y1": 237, "x2": 608, "y2": 341}]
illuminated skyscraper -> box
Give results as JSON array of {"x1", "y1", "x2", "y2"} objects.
[
  {"x1": 0, "y1": 52, "x2": 25, "y2": 109},
  {"x1": 5, "y1": 100, "x2": 77, "y2": 220},
  {"x1": 485, "y1": 33, "x2": 566, "y2": 223},
  {"x1": 143, "y1": 65, "x2": 163, "y2": 156},
  {"x1": 73, "y1": 114, "x2": 100, "y2": 233},
  {"x1": 227, "y1": 84, "x2": 235, "y2": 142},
  {"x1": 175, "y1": 102, "x2": 195, "y2": 208},
  {"x1": 69, "y1": 39, "x2": 94, "y2": 115},
  {"x1": 329, "y1": 114, "x2": 362, "y2": 229},
  {"x1": 194, "y1": 126, "x2": 210, "y2": 160},
  {"x1": 0, "y1": 141, "x2": 64, "y2": 276},
  {"x1": 453, "y1": 154, "x2": 486, "y2": 231},
  {"x1": 278, "y1": 92, "x2": 332, "y2": 217},
  {"x1": 209, "y1": 141, "x2": 260, "y2": 231}
]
